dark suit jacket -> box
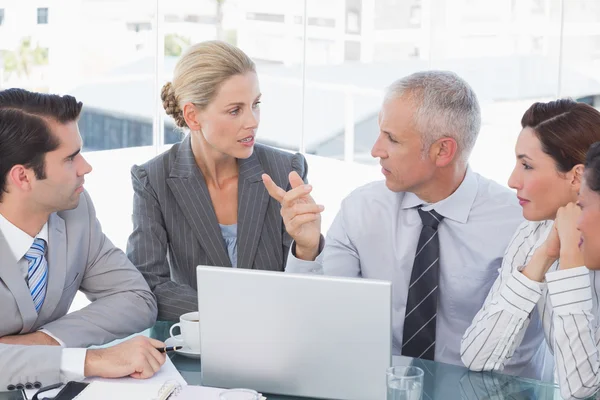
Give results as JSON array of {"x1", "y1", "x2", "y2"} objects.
[{"x1": 126, "y1": 135, "x2": 308, "y2": 321}]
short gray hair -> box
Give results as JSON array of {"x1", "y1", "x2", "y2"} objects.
[{"x1": 385, "y1": 70, "x2": 481, "y2": 163}]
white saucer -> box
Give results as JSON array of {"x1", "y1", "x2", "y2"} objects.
[{"x1": 165, "y1": 335, "x2": 201, "y2": 359}]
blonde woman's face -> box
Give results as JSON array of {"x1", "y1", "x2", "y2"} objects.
[{"x1": 197, "y1": 72, "x2": 261, "y2": 159}]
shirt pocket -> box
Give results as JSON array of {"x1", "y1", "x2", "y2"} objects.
[{"x1": 445, "y1": 262, "x2": 499, "y2": 324}]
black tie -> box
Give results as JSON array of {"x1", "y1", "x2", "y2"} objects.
[{"x1": 402, "y1": 207, "x2": 443, "y2": 361}]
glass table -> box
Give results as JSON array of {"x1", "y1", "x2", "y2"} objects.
[{"x1": 150, "y1": 322, "x2": 569, "y2": 400}]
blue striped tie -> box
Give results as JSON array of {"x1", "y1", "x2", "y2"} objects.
[{"x1": 25, "y1": 238, "x2": 48, "y2": 313}]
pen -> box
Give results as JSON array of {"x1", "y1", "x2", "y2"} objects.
[{"x1": 156, "y1": 345, "x2": 183, "y2": 353}]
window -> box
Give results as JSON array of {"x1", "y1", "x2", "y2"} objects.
[
  {"x1": 37, "y1": 7, "x2": 48, "y2": 24},
  {"x1": 531, "y1": 0, "x2": 546, "y2": 14},
  {"x1": 409, "y1": 4, "x2": 422, "y2": 27},
  {"x1": 246, "y1": 13, "x2": 285, "y2": 23},
  {"x1": 345, "y1": 0, "x2": 361, "y2": 34},
  {"x1": 295, "y1": 16, "x2": 336, "y2": 28},
  {"x1": 126, "y1": 22, "x2": 152, "y2": 32},
  {"x1": 183, "y1": 14, "x2": 216, "y2": 24},
  {"x1": 344, "y1": 41, "x2": 361, "y2": 61}
]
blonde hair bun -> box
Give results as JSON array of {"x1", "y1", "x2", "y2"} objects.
[{"x1": 161, "y1": 81, "x2": 186, "y2": 128}]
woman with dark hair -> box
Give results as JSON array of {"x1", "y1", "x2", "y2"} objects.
[
  {"x1": 461, "y1": 99, "x2": 600, "y2": 396},
  {"x1": 540, "y1": 142, "x2": 600, "y2": 399}
]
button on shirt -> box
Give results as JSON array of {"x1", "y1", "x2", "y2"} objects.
[
  {"x1": 285, "y1": 168, "x2": 547, "y2": 379},
  {"x1": 0, "y1": 213, "x2": 86, "y2": 382}
]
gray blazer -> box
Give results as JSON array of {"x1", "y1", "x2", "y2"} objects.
[
  {"x1": 126, "y1": 136, "x2": 308, "y2": 321},
  {"x1": 0, "y1": 190, "x2": 157, "y2": 389}
]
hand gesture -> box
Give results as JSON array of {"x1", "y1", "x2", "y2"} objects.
[{"x1": 262, "y1": 171, "x2": 324, "y2": 261}]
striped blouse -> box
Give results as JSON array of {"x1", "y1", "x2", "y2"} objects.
[{"x1": 461, "y1": 220, "x2": 600, "y2": 399}]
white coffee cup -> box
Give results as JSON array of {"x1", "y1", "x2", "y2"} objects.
[{"x1": 169, "y1": 311, "x2": 200, "y2": 352}]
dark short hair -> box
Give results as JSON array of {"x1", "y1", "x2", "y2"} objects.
[
  {"x1": 521, "y1": 99, "x2": 600, "y2": 173},
  {"x1": 585, "y1": 142, "x2": 600, "y2": 193},
  {"x1": 0, "y1": 88, "x2": 83, "y2": 201}
]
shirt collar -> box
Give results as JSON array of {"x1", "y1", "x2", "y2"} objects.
[
  {"x1": 400, "y1": 167, "x2": 478, "y2": 224},
  {"x1": 0, "y1": 212, "x2": 49, "y2": 262}
]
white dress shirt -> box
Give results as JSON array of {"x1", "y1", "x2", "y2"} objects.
[
  {"x1": 0, "y1": 213, "x2": 86, "y2": 382},
  {"x1": 285, "y1": 168, "x2": 549, "y2": 379},
  {"x1": 462, "y1": 219, "x2": 600, "y2": 399}
]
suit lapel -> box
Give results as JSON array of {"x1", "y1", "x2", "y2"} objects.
[
  {"x1": 0, "y1": 229, "x2": 38, "y2": 332},
  {"x1": 36, "y1": 213, "x2": 66, "y2": 325},
  {"x1": 237, "y1": 152, "x2": 269, "y2": 269},
  {"x1": 166, "y1": 137, "x2": 231, "y2": 267}
]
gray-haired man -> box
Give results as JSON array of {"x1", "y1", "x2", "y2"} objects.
[{"x1": 262, "y1": 71, "x2": 549, "y2": 380}]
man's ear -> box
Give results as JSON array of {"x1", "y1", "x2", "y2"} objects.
[
  {"x1": 7, "y1": 165, "x2": 35, "y2": 194},
  {"x1": 433, "y1": 137, "x2": 458, "y2": 167}
]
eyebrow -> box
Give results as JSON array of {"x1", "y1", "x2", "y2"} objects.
[
  {"x1": 224, "y1": 94, "x2": 262, "y2": 108},
  {"x1": 516, "y1": 154, "x2": 532, "y2": 160},
  {"x1": 65, "y1": 148, "x2": 81, "y2": 161}
]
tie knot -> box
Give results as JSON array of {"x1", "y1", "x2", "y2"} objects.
[
  {"x1": 418, "y1": 208, "x2": 443, "y2": 229},
  {"x1": 27, "y1": 238, "x2": 47, "y2": 257}
]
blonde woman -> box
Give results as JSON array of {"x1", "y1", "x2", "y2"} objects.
[{"x1": 126, "y1": 41, "x2": 308, "y2": 321}]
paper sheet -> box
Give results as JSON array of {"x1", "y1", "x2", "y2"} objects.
[
  {"x1": 82, "y1": 355, "x2": 186, "y2": 386},
  {"x1": 25, "y1": 356, "x2": 185, "y2": 399}
]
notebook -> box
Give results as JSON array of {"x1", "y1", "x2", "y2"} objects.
[
  {"x1": 72, "y1": 380, "x2": 179, "y2": 400},
  {"x1": 72, "y1": 381, "x2": 267, "y2": 400}
]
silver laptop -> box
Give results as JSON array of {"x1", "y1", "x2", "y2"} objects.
[{"x1": 196, "y1": 266, "x2": 392, "y2": 400}]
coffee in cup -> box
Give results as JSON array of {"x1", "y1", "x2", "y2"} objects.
[{"x1": 169, "y1": 311, "x2": 201, "y2": 352}]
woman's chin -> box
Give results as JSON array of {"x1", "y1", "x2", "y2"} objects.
[{"x1": 233, "y1": 145, "x2": 255, "y2": 159}]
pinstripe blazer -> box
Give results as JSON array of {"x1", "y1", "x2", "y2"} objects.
[{"x1": 126, "y1": 135, "x2": 308, "y2": 321}]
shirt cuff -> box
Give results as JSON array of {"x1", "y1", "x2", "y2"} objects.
[
  {"x1": 546, "y1": 266, "x2": 592, "y2": 314},
  {"x1": 498, "y1": 269, "x2": 543, "y2": 318},
  {"x1": 286, "y1": 237, "x2": 325, "y2": 274},
  {"x1": 60, "y1": 348, "x2": 87, "y2": 382},
  {"x1": 39, "y1": 329, "x2": 66, "y2": 347}
]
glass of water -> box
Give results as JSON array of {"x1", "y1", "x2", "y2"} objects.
[
  {"x1": 219, "y1": 388, "x2": 260, "y2": 400},
  {"x1": 386, "y1": 366, "x2": 424, "y2": 400}
]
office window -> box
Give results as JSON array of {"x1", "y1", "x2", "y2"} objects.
[
  {"x1": 126, "y1": 22, "x2": 152, "y2": 32},
  {"x1": 183, "y1": 14, "x2": 216, "y2": 24},
  {"x1": 345, "y1": 0, "x2": 361, "y2": 34},
  {"x1": 296, "y1": 16, "x2": 336, "y2": 28},
  {"x1": 246, "y1": 13, "x2": 285, "y2": 23},
  {"x1": 308, "y1": 17, "x2": 335, "y2": 28},
  {"x1": 344, "y1": 40, "x2": 361, "y2": 61},
  {"x1": 37, "y1": 7, "x2": 48, "y2": 24},
  {"x1": 409, "y1": 4, "x2": 422, "y2": 27},
  {"x1": 531, "y1": 0, "x2": 546, "y2": 14}
]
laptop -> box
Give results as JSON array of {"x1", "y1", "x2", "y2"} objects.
[{"x1": 196, "y1": 266, "x2": 392, "y2": 400}]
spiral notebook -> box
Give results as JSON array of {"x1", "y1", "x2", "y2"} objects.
[
  {"x1": 72, "y1": 381, "x2": 267, "y2": 400},
  {"x1": 72, "y1": 380, "x2": 180, "y2": 400}
]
